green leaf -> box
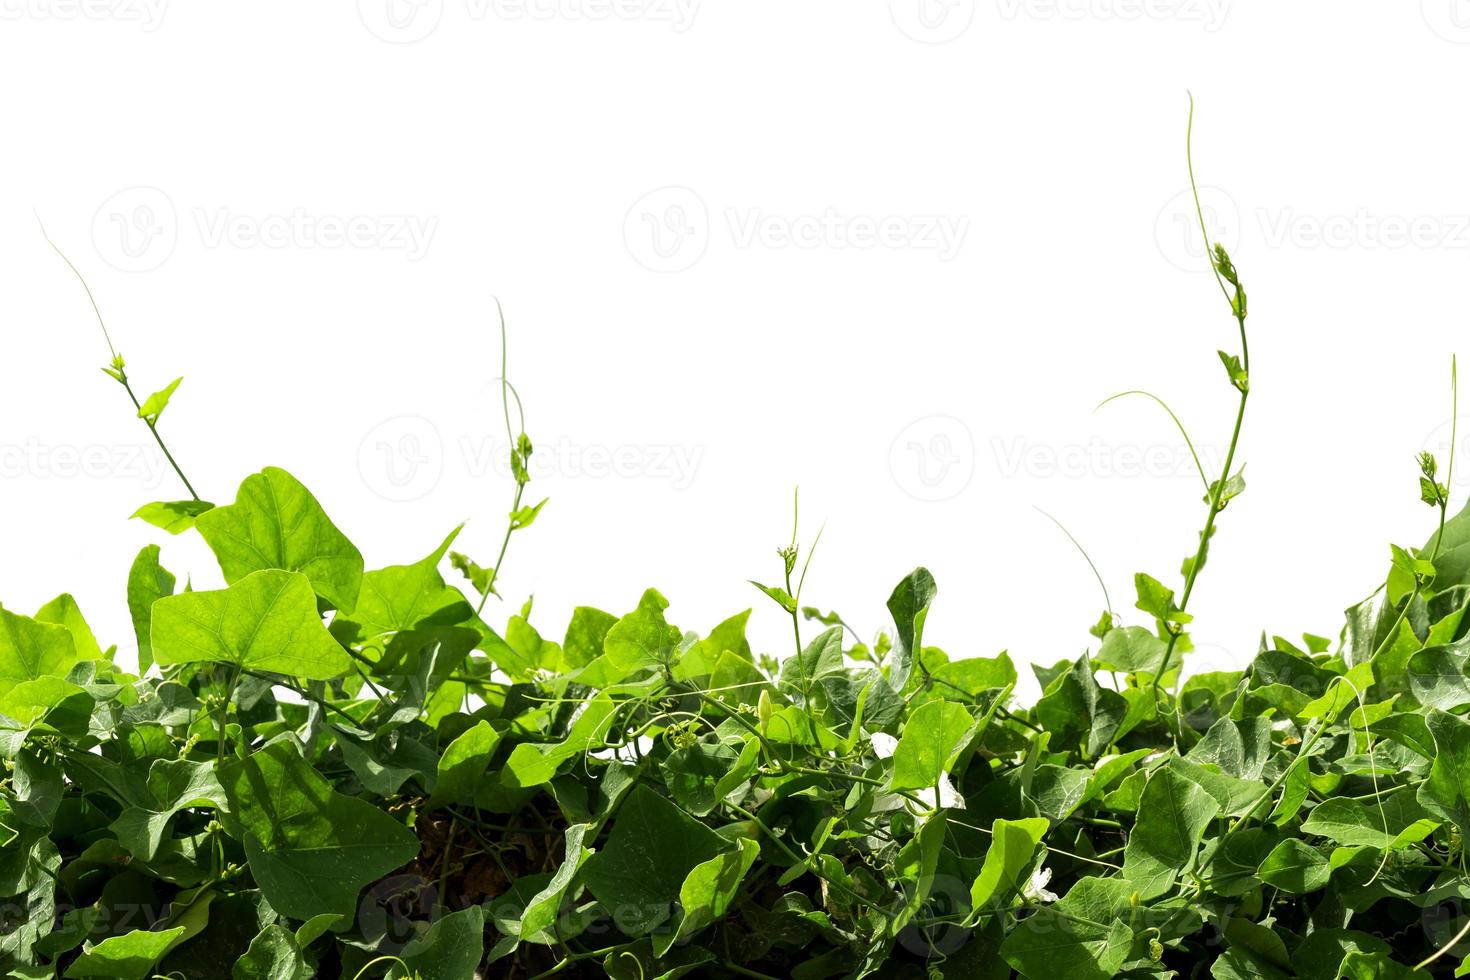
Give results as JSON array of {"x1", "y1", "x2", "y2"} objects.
[
  {"x1": 234, "y1": 925, "x2": 310, "y2": 980},
  {"x1": 126, "y1": 545, "x2": 176, "y2": 674},
  {"x1": 1122, "y1": 765, "x2": 1220, "y2": 899},
  {"x1": 151, "y1": 569, "x2": 352, "y2": 680},
  {"x1": 1424, "y1": 498, "x2": 1470, "y2": 594},
  {"x1": 430, "y1": 720, "x2": 502, "y2": 806},
  {"x1": 562, "y1": 605, "x2": 619, "y2": 669},
  {"x1": 580, "y1": 785, "x2": 727, "y2": 936},
  {"x1": 195, "y1": 467, "x2": 365, "y2": 613},
  {"x1": 749, "y1": 580, "x2": 797, "y2": 614},
  {"x1": 577, "y1": 588, "x2": 681, "y2": 687},
  {"x1": 1408, "y1": 645, "x2": 1470, "y2": 710},
  {"x1": 339, "y1": 526, "x2": 471, "y2": 640},
  {"x1": 136, "y1": 375, "x2": 183, "y2": 422},
  {"x1": 1034, "y1": 654, "x2": 1128, "y2": 757},
  {"x1": 388, "y1": 906, "x2": 486, "y2": 980},
  {"x1": 111, "y1": 757, "x2": 226, "y2": 860},
  {"x1": 64, "y1": 927, "x2": 186, "y2": 979},
  {"x1": 603, "y1": 940, "x2": 715, "y2": 980},
  {"x1": 888, "y1": 699, "x2": 977, "y2": 792},
  {"x1": 886, "y1": 567, "x2": 936, "y2": 690},
  {"x1": 1292, "y1": 929, "x2": 1395, "y2": 980},
  {"x1": 891, "y1": 811, "x2": 948, "y2": 933},
  {"x1": 502, "y1": 694, "x2": 621, "y2": 788},
  {"x1": 35, "y1": 594, "x2": 104, "y2": 661},
  {"x1": 1257, "y1": 838, "x2": 1330, "y2": 893},
  {"x1": 1095, "y1": 625, "x2": 1168, "y2": 675},
  {"x1": 1218, "y1": 349, "x2": 1248, "y2": 388},
  {"x1": 1000, "y1": 877, "x2": 1136, "y2": 980},
  {"x1": 1135, "y1": 572, "x2": 1191, "y2": 625},
  {"x1": 0, "y1": 606, "x2": 83, "y2": 725},
  {"x1": 655, "y1": 837, "x2": 759, "y2": 955},
  {"x1": 931, "y1": 652, "x2": 1017, "y2": 696},
  {"x1": 520, "y1": 824, "x2": 593, "y2": 939},
  {"x1": 1338, "y1": 952, "x2": 1430, "y2": 979},
  {"x1": 1417, "y1": 708, "x2": 1470, "y2": 838},
  {"x1": 1300, "y1": 795, "x2": 1437, "y2": 850},
  {"x1": 1207, "y1": 468, "x2": 1247, "y2": 507},
  {"x1": 779, "y1": 626, "x2": 845, "y2": 697},
  {"x1": 219, "y1": 740, "x2": 419, "y2": 920},
  {"x1": 969, "y1": 817, "x2": 1049, "y2": 913},
  {"x1": 662, "y1": 740, "x2": 740, "y2": 816},
  {"x1": 131, "y1": 499, "x2": 217, "y2": 535},
  {"x1": 509, "y1": 497, "x2": 549, "y2": 530}
]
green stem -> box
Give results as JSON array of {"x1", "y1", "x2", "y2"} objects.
[
  {"x1": 1151, "y1": 378, "x2": 1247, "y2": 709},
  {"x1": 217, "y1": 663, "x2": 243, "y2": 766},
  {"x1": 475, "y1": 300, "x2": 528, "y2": 618},
  {"x1": 475, "y1": 481, "x2": 523, "y2": 617},
  {"x1": 1150, "y1": 97, "x2": 1251, "y2": 739},
  {"x1": 38, "y1": 220, "x2": 202, "y2": 502},
  {"x1": 117, "y1": 378, "x2": 202, "y2": 501}
]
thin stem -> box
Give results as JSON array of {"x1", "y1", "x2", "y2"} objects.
[
  {"x1": 39, "y1": 218, "x2": 202, "y2": 501},
  {"x1": 126, "y1": 381, "x2": 202, "y2": 501},
  {"x1": 1096, "y1": 390, "x2": 1209, "y2": 492},
  {"x1": 1431, "y1": 354, "x2": 1459, "y2": 565},
  {"x1": 784, "y1": 563, "x2": 802, "y2": 659},
  {"x1": 216, "y1": 663, "x2": 242, "y2": 766},
  {"x1": 1153, "y1": 381, "x2": 1247, "y2": 694},
  {"x1": 38, "y1": 214, "x2": 118, "y2": 361},
  {"x1": 1417, "y1": 913, "x2": 1470, "y2": 971},
  {"x1": 1150, "y1": 96, "x2": 1251, "y2": 736},
  {"x1": 476, "y1": 481, "x2": 524, "y2": 617},
  {"x1": 475, "y1": 298, "x2": 528, "y2": 617},
  {"x1": 1186, "y1": 93, "x2": 1232, "y2": 312},
  {"x1": 1035, "y1": 506, "x2": 1113, "y2": 617}
]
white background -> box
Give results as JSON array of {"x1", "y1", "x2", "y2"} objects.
[{"x1": 3, "y1": 1, "x2": 1470, "y2": 693}]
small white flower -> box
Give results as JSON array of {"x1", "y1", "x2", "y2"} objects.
[
  {"x1": 871, "y1": 732, "x2": 899, "y2": 759},
  {"x1": 913, "y1": 773, "x2": 966, "y2": 811},
  {"x1": 1022, "y1": 866, "x2": 1059, "y2": 904}
]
